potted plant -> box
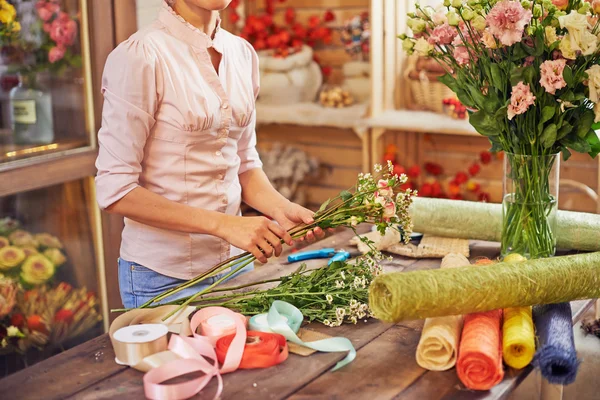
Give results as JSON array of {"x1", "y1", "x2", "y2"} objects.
[{"x1": 240, "y1": 0, "x2": 335, "y2": 105}]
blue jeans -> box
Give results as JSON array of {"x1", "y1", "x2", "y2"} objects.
[{"x1": 118, "y1": 258, "x2": 254, "y2": 308}]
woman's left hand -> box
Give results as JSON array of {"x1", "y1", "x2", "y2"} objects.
[{"x1": 271, "y1": 201, "x2": 326, "y2": 243}]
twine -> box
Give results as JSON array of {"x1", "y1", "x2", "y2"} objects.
[
  {"x1": 369, "y1": 252, "x2": 600, "y2": 322},
  {"x1": 502, "y1": 307, "x2": 535, "y2": 369}
]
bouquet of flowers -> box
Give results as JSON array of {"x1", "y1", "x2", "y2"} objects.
[
  {"x1": 341, "y1": 12, "x2": 371, "y2": 61},
  {"x1": 400, "y1": 0, "x2": 600, "y2": 258},
  {"x1": 0, "y1": 0, "x2": 80, "y2": 76},
  {"x1": 0, "y1": 218, "x2": 101, "y2": 360},
  {"x1": 134, "y1": 163, "x2": 417, "y2": 321}
]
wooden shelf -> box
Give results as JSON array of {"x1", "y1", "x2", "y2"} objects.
[
  {"x1": 365, "y1": 109, "x2": 478, "y2": 137},
  {"x1": 256, "y1": 102, "x2": 370, "y2": 133},
  {"x1": 0, "y1": 139, "x2": 89, "y2": 164},
  {"x1": 0, "y1": 149, "x2": 97, "y2": 197}
]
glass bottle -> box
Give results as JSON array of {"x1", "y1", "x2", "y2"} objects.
[{"x1": 10, "y1": 72, "x2": 54, "y2": 145}]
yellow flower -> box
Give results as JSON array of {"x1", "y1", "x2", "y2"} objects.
[
  {"x1": 20, "y1": 255, "x2": 55, "y2": 286},
  {"x1": 0, "y1": 246, "x2": 26, "y2": 270},
  {"x1": 43, "y1": 248, "x2": 67, "y2": 267},
  {"x1": 35, "y1": 233, "x2": 63, "y2": 249},
  {"x1": 559, "y1": 35, "x2": 577, "y2": 60},
  {"x1": 544, "y1": 26, "x2": 558, "y2": 46},
  {"x1": 0, "y1": 2, "x2": 16, "y2": 25},
  {"x1": 11, "y1": 21, "x2": 20, "y2": 32}
]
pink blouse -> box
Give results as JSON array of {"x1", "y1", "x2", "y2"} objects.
[{"x1": 95, "y1": 2, "x2": 262, "y2": 279}]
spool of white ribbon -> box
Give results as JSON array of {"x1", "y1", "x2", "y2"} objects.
[{"x1": 113, "y1": 324, "x2": 169, "y2": 366}]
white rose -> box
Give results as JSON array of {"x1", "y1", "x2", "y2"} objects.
[
  {"x1": 586, "y1": 65, "x2": 600, "y2": 102},
  {"x1": 559, "y1": 11, "x2": 594, "y2": 53},
  {"x1": 414, "y1": 37, "x2": 433, "y2": 56}
]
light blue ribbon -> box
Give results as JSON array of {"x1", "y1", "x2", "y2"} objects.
[{"x1": 249, "y1": 300, "x2": 356, "y2": 371}]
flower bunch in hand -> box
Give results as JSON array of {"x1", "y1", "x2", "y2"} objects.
[{"x1": 134, "y1": 163, "x2": 417, "y2": 320}]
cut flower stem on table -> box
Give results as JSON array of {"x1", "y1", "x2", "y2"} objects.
[{"x1": 121, "y1": 163, "x2": 417, "y2": 322}]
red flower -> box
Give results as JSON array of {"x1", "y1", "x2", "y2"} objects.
[
  {"x1": 393, "y1": 165, "x2": 406, "y2": 177},
  {"x1": 254, "y1": 38, "x2": 267, "y2": 50},
  {"x1": 27, "y1": 315, "x2": 49, "y2": 335},
  {"x1": 291, "y1": 39, "x2": 303, "y2": 50},
  {"x1": 54, "y1": 308, "x2": 74, "y2": 324},
  {"x1": 262, "y1": 14, "x2": 273, "y2": 26},
  {"x1": 324, "y1": 10, "x2": 336, "y2": 22},
  {"x1": 424, "y1": 162, "x2": 443, "y2": 176},
  {"x1": 11, "y1": 313, "x2": 25, "y2": 329},
  {"x1": 285, "y1": 8, "x2": 296, "y2": 24},
  {"x1": 400, "y1": 181, "x2": 415, "y2": 191},
  {"x1": 407, "y1": 165, "x2": 421, "y2": 178},
  {"x1": 308, "y1": 15, "x2": 321, "y2": 29},
  {"x1": 448, "y1": 182, "x2": 461, "y2": 196},
  {"x1": 478, "y1": 192, "x2": 491, "y2": 202},
  {"x1": 454, "y1": 171, "x2": 469, "y2": 185},
  {"x1": 267, "y1": 35, "x2": 281, "y2": 49},
  {"x1": 278, "y1": 30, "x2": 291, "y2": 45},
  {"x1": 468, "y1": 163, "x2": 481, "y2": 177},
  {"x1": 321, "y1": 65, "x2": 332, "y2": 77},
  {"x1": 467, "y1": 181, "x2": 481, "y2": 192},
  {"x1": 449, "y1": 193, "x2": 464, "y2": 200},
  {"x1": 266, "y1": 2, "x2": 275, "y2": 15},
  {"x1": 385, "y1": 144, "x2": 397, "y2": 154},
  {"x1": 480, "y1": 151, "x2": 492, "y2": 165},
  {"x1": 431, "y1": 181, "x2": 442, "y2": 197},
  {"x1": 420, "y1": 183, "x2": 433, "y2": 197}
]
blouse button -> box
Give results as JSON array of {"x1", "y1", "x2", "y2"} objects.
[
  {"x1": 221, "y1": 102, "x2": 229, "y2": 110},
  {"x1": 217, "y1": 173, "x2": 224, "y2": 180},
  {"x1": 215, "y1": 150, "x2": 222, "y2": 157}
]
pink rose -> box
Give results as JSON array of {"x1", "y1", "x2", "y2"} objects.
[
  {"x1": 374, "y1": 196, "x2": 387, "y2": 207},
  {"x1": 428, "y1": 23, "x2": 457, "y2": 46},
  {"x1": 48, "y1": 46, "x2": 65, "y2": 63},
  {"x1": 539, "y1": 59, "x2": 567, "y2": 95},
  {"x1": 508, "y1": 82, "x2": 536, "y2": 120},
  {"x1": 383, "y1": 201, "x2": 397, "y2": 220},
  {"x1": 376, "y1": 179, "x2": 394, "y2": 198},
  {"x1": 552, "y1": 0, "x2": 569, "y2": 10},
  {"x1": 50, "y1": 14, "x2": 77, "y2": 47},
  {"x1": 486, "y1": 0, "x2": 533, "y2": 46}
]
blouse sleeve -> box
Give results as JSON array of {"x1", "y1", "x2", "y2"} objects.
[
  {"x1": 95, "y1": 39, "x2": 160, "y2": 210},
  {"x1": 237, "y1": 40, "x2": 263, "y2": 175}
]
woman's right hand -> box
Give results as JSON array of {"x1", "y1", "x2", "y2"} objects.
[{"x1": 216, "y1": 215, "x2": 294, "y2": 263}]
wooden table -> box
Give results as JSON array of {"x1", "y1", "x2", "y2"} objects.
[{"x1": 0, "y1": 228, "x2": 594, "y2": 400}]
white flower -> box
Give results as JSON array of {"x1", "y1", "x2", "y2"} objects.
[
  {"x1": 335, "y1": 280, "x2": 345, "y2": 288},
  {"x1": 1, "y1": 338, "x2": 6, "y2": 348},
  {"x1": 350, "y1": 216, "x2": 359, "y2": 227},
  {"x1": 6, "y1": 326, "x2": 20, "y2": 337},
  {"x1": 586, "y1": 65, "x2": 600, "y2": 103},
  {"x1": 414, "y1": 37, "x2": 434, "y2": 56},
  {"x1": 374, "y1": 196, "x2": 387, "y2": 207},
  {"x1": 350, "y1": 299, "x2": 359, "y2": 308},
  {"x1": 326, "y1": 294, "x2": 333, "y2": 304},
  {"x1": 377, "y1": 179, "x2": 394, "y2": 198},
  {"x1": 323, "y1": 319, "x2": 332, "y2": 326},
  {"x1": 340, "y1": 271, "x2": 346, "y2": 280},
  {"x1": 374, "y1": 164, "x2": 383, "y2": 173},
  {"x1": 350, "y1": 316, "x2": 358, "y2": 324},
  {"x1": 559, "y1": 11, "x2": 597, "y2": 55},
  {"x1": 383, "y1": 201, "x2": 397, "y2": 219},
  {"x1": 545, "y1": 26, "x2": 558, "y2": 46},
  {"x1": 336, "y1": 308, "x2": 346, "y2": 318},
  {"x1": 559, "y1": 35, "x2": 577, "y2": 60}
]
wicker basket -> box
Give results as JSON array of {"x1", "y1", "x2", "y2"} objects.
[{"x1": 404, "y1": 56, "x2": 454, "y2": 113}]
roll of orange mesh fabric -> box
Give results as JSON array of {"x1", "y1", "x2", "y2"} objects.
[
  {"x1": 457, "y1": 310, "x2": 504, "y2": 390},
  {"x1": 216, "y1": 331, "x2": 288, "y2": 369}
]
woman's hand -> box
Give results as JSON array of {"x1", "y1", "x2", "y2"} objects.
[
  {"x1": 271, "y1": 201, "x2": 326, "y2": 243},
  {"x1": 216, "y1": 215, "x2": 293, "y2": 263}
]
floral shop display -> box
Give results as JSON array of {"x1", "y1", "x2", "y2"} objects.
[
  {"x1": 403, "y1": 55, "x2": 454, "y2": 113},
  {"x1": 340, "y1": 12, "x2": 371, "y2": 103},
  {"x1": 240, "y1": 0, "x2": 335, "y2": 105},
  {"x1": 0, "y1": 0, "x2": 81, "y2": 145},
  {"x1": 442, "y1": 97, "x2": 468, "y2": 119},
  {"x1": 400, "y1": 0, "x2": 600, "y2": 258},
  {"x1": 0, "y1": 217, "x2": 101, "y2": 374},
  {"x1": 319, "y1": 85, "x2": 355, "y2": 108},
  {"x1": 383, "y1": 143, "x2": 497, "y2": 201}
]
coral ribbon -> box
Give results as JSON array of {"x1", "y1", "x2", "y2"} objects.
[
  {"x1": 457, "y1": 310, "x2": 505, "y2": 390},
  {"x1": 216, "y1": 331, "x2": 289, "y2": 369},
  {"x1": 252, "y1": 300, "x2": 356, "y2": 371}
]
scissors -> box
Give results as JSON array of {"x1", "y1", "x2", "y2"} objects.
[{"x1": 287, "y1": 248, "x2": 361, "y2": 265}]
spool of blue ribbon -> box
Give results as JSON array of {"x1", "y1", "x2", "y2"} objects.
[
  {"x1": 249, "y1": 300, "x2": 356, "y2": 371},
  {"x1": 533, "y1": 303, "x2": 580, "y2": 385}
]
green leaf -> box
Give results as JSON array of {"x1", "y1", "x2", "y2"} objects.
[
  {"x1": 438, "y1": 73, "x2": 459, "y2": 93},
  {"x1": 563, "y1": 66, "x2": 574, "y2": 86},
  {"x1": 468, "y1": 86, "x2": 487, "y2": 110},
  {"x1": 512, "y1": 43, "x2": 528, "y2": 60},
  {"x1": 510, "y1": 67, "x2": 524, "y2": 87},
  {"x1": 585, "y1": 129, "x2": 600, "y2": 158},
  {"x1": 560, "y1": 90, "x2": 575, "y2": 102},
  {"x1": 540, "y1": 123, "x2": 557, "y2": 149},
  {"x1": 577, "y1": 111, "x2": 595, "y2": 139},
  {"x1": 541, "y1": 106, "x2": 555, "y2": 124},
  {"x1": 340, "y1": 190, "x2": 352, "y2": 201},
  {"x1": 561, "y1": 146, "x2": 572, "y2": 161},
  {"x1": 316, "y1": 198, "x2": 331, "y2": 214},
  {"x1": 469, "y1": 110, "x2": 500, "y2": 137},
  {"x1": 523, "y1": 66, "x2": 536, "y2": 85},
  {"x1": 557, "y1": 122, "x2": 573, "y2": 140},
  {"x1": 494, "y1": 105, "x2": 508, "y2": 120},
  {"x1": 562, "y1": 134, "x2": 592, "y2": 153},
  {"x1": 490, "y1": 63, "x2": 504, "y2": 93},
  {"x1": 456, "y1": 89, "x2": 476, "y2": 109}
]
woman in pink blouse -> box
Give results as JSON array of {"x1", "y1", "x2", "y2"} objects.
[{"x1": 96, "y1": 0, "x2": 324, "y2": 308}]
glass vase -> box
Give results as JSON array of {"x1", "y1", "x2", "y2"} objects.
[
  {"x1": 501, "y1": 153, "x2": 560, "y2": 259},
  {"x1": 10, "y1": 72, "x2": 54, "y2": 145}
]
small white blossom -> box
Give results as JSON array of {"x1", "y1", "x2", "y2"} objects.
[
  {"x1": 1, "y1": 338, "x2": 7, "y2": 348},
  {"x1": 350, "y1": 316, "x2": 358, "y2": 324},
  {"x1": 6, "y1": 326, "x2": 20, "y2": 337},
  {"x1": 374, "y1": 164, "x2": 383, "y2": 173},
  {"x1": 336, "y1": 308, "x2": 346, "y2": 318},
  {"x1": 335, "y1": 280, "x2": 345, "y2": 288},
  {"x1": 323, "y1": 319, "x2": 332, "y2": 327},
  {"x1": 326, "y1": 294, "x2": 333, "y2": 304},
  {"x1": 340, "y1": 271, "x2": 346, "y2": 280}
]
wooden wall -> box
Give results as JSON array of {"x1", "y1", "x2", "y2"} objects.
[
  {"x1": 381, "y1": 130, "x2": 599, "y2": 213},
  {"x1": 249, "y1": 0, "x2": 369, "y2": 84},
  {"x1": 256, "y1": 124, "x2": 363, "y2": 210}
]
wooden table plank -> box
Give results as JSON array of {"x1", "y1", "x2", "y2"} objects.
[{"x1": 0, "y1": 334, "x2": 126, "y2": 400}]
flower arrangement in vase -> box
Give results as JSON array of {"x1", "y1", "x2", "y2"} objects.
[
  {"x1": 0, "y1": 0, "x2": 81, "y2": 145},
  {"x1": 240, "y1": 0, "x2": 335, "y2": 104},
  {"x1": 400, "y1": 0, "x2": 600, "y2": 258}
]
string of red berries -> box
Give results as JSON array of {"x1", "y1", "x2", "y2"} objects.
[
  {"x1": 383, "y1": 144, "x2": 498, "y2": 202},
  {"x1": 442, "y1": 98, "x2": 467, "y2": 120}
]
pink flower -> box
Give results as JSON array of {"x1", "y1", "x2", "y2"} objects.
[
  {"x1": 486, "y1": 0, "x2": 532, "y2": 46},
  {"x1": 48, "y1": 46, "x2": 65, "y2": 63},
  {"x1": 35, "y1": 0, "x2": 60, "y2": 22},
  {"x1": 377, "y1": 179, "x2": 394, "y2": 198},
  {"x1": 508, "y1": 82, "x2": 536, "y2": 120},
  {"x1": 50, "y1": 13, "x2": 77, "y2": 47},
  {"x1": 383, "y1": 201, "x2": 397, "y2": 220},
  {"x1": 539, "y1": 59, "x2": 567, "y2": 95},
  {"x1": 552, "y1": 0, "x2": 569, "y2": 10},
  {"x1": 43, "y1": 22, "x2": 52, "y2": 33},
  {"x1": 454, "y1": 46, "x2": 471, "y2": 66},
  {"x1": 428, "y1": 23, "x2": 457, "y2": 46}
]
